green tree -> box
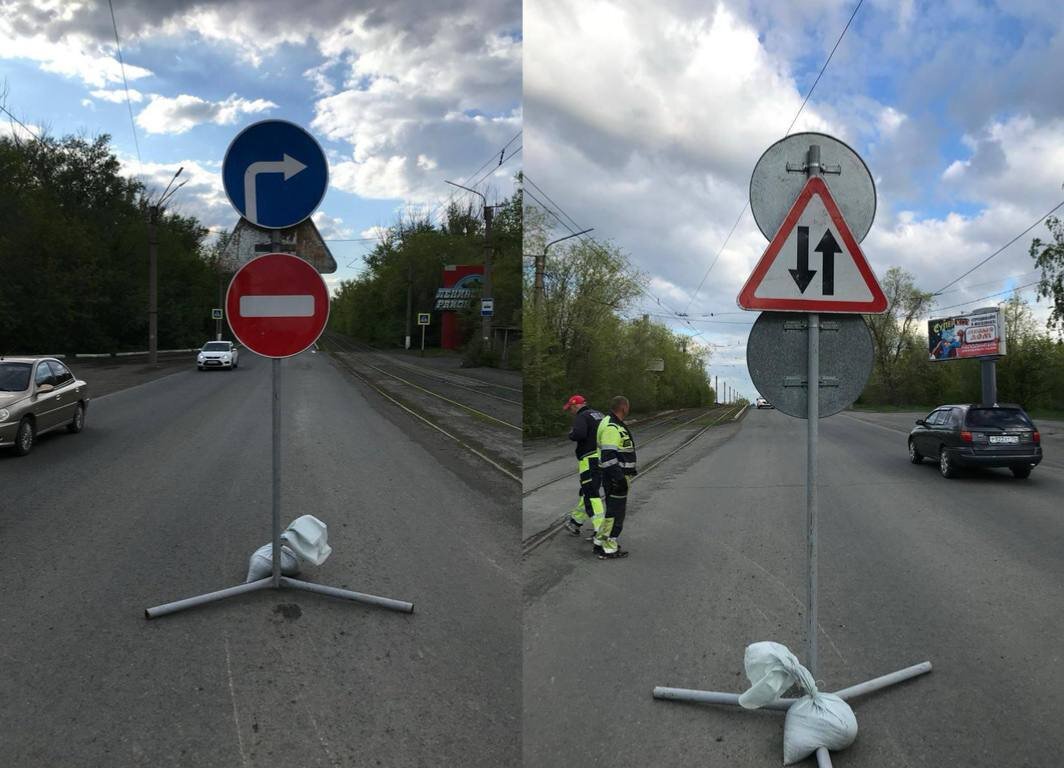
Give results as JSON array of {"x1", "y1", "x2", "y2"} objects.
[
  {"x1": 864, "y1": 267, "x2": 934, "y2": 405},
  {"x1": 1030, "y1": 216, "x2": 1064, "y2": 332}
]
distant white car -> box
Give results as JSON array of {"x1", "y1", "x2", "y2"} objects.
[
  {"x1": 755, "y1": 397, "x2": 772, "y2": 409},
  {"x1": 197, "y1": 341, "x2": 239, "y2": 370}
]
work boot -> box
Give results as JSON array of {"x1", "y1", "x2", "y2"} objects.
[
  {"x1": 598, "y1": 549, "x2": 629, "y2": 560},
  {"x1": 563, "y1": 519, "x2": 582, "y2": 536}
]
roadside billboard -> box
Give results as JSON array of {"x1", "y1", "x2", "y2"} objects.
[{"x1": 927, "y1": 306, "x2": 1006, "y2": 361}]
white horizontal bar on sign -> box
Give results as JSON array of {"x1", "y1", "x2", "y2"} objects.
[{"x1": 239, "y1": 295, "x2": 315, "y2": 318}]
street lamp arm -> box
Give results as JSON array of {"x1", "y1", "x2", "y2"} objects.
[
  {"x1": 444, "y1": 179, "x2": 486, "y2": 206},
  {"x1": 545, "y1": 228, "x2": 594, "y2": 254}
]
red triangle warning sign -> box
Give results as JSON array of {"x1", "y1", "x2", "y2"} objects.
[{"x1": 738, "y1": 176, "x2": 887, "y2": 313}]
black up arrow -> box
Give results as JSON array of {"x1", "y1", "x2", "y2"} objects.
[
  {"x1": 789, "y1": 226, "x2": 816, "y2": 293},
  {"x1": 815, "y1": 229, "x2": 840, "y2": 295}
]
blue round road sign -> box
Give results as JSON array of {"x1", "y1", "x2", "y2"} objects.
[{"x1": 222, "y1": 119, "x2": 328, "y2": 230}]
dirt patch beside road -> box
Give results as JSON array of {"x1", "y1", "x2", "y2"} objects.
[{"x1": 66, "y1": 353, "x2": 195, "y2": 399}]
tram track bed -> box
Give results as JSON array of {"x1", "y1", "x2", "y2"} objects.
[
  {"x1": 522, "y1": 404, "x2": 746, "y2": 553},
  {"x1": 322, "y1": 332, "x2": 522, "y2": 483}
]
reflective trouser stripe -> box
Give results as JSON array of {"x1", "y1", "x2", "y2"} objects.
[
  {"x1": 599, "y1": 480, "x2": 628, "y2": 553},
  {"x1": 570, "y1": 453, "x2": 604, "y2": 532}
]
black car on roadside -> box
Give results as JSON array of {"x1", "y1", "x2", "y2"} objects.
[{"x1": 908, "y1": 403, "x2": 1042, "y2": 479}]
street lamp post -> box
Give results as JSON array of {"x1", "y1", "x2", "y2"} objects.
[
  {"x1": 445, "y1": 181, "x2": 495, "y2": 351},
  {"x1": 147, "y1": 166, "x2": 185, "y2": 364},
  {"x1": 534, "y1": 229, "x2": 594, "y2": 307}
]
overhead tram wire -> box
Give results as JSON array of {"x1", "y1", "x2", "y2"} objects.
[
  {"x1": 930, "y1": 198, "x2": 1064, "y2": 296},
  {"x1": 683, "y1": 0, "x2": 866, "y2": 315},
  {"x1": 932, "y1": 279, "x2": 1043, "y2": 313},
  {"x1": 522, "y1": 174, "x2": 694, "y2": 326},
  {"x1": 107, "y1": 0, "x2": 142, "y2": 164},
  {"x1": 431, "y1": 142, "x2": 521, "y2": 228},
  {"x1": 424, "y1": 131, "x2": 522, "y2": 228}
]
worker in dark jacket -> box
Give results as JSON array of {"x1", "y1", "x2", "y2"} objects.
[
  {"x1": 596, "y1": 395, "x2": 637, "y2": 559},
  {"x1": 562, "y1": 394, "x2": 605, "y2": 544}
]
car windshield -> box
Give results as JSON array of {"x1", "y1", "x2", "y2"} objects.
[
  {"x1": 965, "y1": 408, "x2": 1033, "y2": 429},
  {"x1": 203, "y1": 342, "x2": 230, "y2": 351},
  {"x1": 0, "y1": 362, "x2": 33, "y2": 392}
]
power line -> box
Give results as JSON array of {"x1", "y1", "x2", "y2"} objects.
[
  {"x1": 685, "y1": 0, "x2": 865, "y2": 313},
  {"x1": 932, "y1": 268, "x2": 1041, "y2": 298},
  {"x1": 425, "y1": 131, "x2": 521, "y2": 227},
  {"x1": 932, "y1": 279, "x2": 1042, "y2": 312},
  {"x1": 523, "y1": 175, "x2": 692, "y2": 323},
  {"x1": 931, "y1": 199, "x2": 1064, "y2": 294},
  {"x1": 0, "y1": 103, "x2": 41, "y2": 141},
  {"x1": 107, "y1": 0, "x2": 142, "y2": 164}
]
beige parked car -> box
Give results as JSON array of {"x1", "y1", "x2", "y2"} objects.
[{"x1": 0, "y1": 357, "x2": 89, "y2": 456}]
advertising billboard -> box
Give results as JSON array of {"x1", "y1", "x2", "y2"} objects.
[{"x1": 927, "y1": 307, "x2": 1006, "y2": 361}]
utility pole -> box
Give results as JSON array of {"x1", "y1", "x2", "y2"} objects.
[
  {"x1": 483, "y1": 204, "x2": 493, "y2": 349},
  {"x1": 715, "y1": 375, "x2": 719, "y2": 405},
  {"x1": 405, "y1": 258, "x2": 413, "y2": 350},
  {"x1": 445, "y1": 180, "x2": 498, "y2": 351},
  {"x1": 147, "y1": 166, "x2": 184, "y2": 364},
  {"x1": 148, "y1": 204, "x2": 159, "y2": 364},
  {"x1": 535, "y1": 228, "x2": 593, "y2": 307}
]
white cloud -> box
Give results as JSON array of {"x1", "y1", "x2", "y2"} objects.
[
  {"x1": 312, "y1": 211, "x2": 355, "y2": 240},
  {"x1": 90, "y1": 88, "x2": 144, "y2": 103},
  {"x1": 0, "y1": 14, "x2": 152, "y2": 89},
  {"x1": 135, "y1": 93, "x2": 277, "y2": 135},
  {"x1": 119, "y1": 157, "x2": 232, "y2": 232}
]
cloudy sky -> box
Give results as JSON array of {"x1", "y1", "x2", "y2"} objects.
[
  {"x1": 0, "y1": 0, "x2": 521, "y2": 290},
  {"x1": 526, "y1": 0, "x2": 1064, "y2": 401}
]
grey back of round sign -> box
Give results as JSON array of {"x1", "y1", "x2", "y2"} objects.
[
  {"x1": 750, "y1": 132, "x2": 876, "y2": 243},
  {"x1": 747, "y1": 312, "x2": 874, "y2": 419}
]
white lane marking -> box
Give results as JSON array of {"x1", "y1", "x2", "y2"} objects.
[
  {"x1": 240, "y1": 295, "x2": 314, "y2": 317},
  {"x1": 223, "y1": 632, "x2": 250, "y2": 768}
]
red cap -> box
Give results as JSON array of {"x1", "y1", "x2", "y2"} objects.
[{"x1": 563, "y1": 394, "x2": 586, "y2": 412}]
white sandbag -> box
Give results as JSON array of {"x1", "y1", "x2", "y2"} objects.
[
  {"x1": 783, "y1": 692, "x2": 857, "y2": 765},
  {"x1": 280, "y1": 514, "x2": 332, "y2": 566},
  {"x1": 245, "y1": 543, "x2": 301, "y2": 582},
  {"x1": 736, "y1": 640, "x2": 858, "y2": 764},
  {"x1": 738, "y1": 641, "x2": 815, "y2": 708}
]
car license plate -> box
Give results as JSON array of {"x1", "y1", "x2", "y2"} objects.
[{"x1": 989, "y1": 435, "x2": 1019, "y2": 444}]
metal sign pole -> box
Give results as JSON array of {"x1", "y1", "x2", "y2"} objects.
[
  {"x1": 806, "y1": 311, "x2": 819, "y2": 676},
  {"x1": 805, "y1": 144, "x2": 821, "y2": 678},
  {"x1": 270, "y1": 228, "x2": 282, "y2": 588}
]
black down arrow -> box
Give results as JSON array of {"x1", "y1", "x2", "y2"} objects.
[{"x1": 789, "y1": 226, "x2": 816, "y2": 293}]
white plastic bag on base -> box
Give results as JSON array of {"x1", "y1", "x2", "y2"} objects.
[
  {"x1": 280, "y1": 514, "x2": 332, "y2": 566},
  {"x1": 738, "y1": 642, "x2": 815, "y2": 708},
  {"x1": 245, "y1": 543, "x2": 301, "y2": 582},
  {"x1": 783, "y1": 692, "x2": 857, "y2": 765}
]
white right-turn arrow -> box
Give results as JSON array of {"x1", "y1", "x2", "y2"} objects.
[{"x1": 243, "y1": 153, "x2": 307, "y2": 225}]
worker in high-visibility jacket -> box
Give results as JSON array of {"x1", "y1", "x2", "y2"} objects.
[
  {"x1": 596, "y1": 395, "x2": 637, "y2": 559},
  {"x1": 561, "y1": 394, "x2": 605, "y2": 542}
]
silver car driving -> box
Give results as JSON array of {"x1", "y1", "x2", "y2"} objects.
[{"x1": 0, "y1": 357, "x2": 89, "y2": 456}]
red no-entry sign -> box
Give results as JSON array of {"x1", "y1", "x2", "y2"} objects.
[{"x1": 226, "y1": 253, "x2": 329, "y2": 358}]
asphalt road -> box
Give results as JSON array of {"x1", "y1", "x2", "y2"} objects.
[
  {"x1": 0, "y1": 350, "x2": 519, "y2": 767},
  {"x1": 523, "y1": 407, "x2": 1064, "y2": 767}
]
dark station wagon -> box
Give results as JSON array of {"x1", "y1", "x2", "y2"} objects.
[{"x1": 908, "y1": 404, "x2": 1042, "y2": 479}]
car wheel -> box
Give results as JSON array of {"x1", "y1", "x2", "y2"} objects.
[
  {"x1": 14, "y1": 418, "x2": 35, "y2": 456},
  {"x1": 67, "y1": 402, "x2": 85, "y2": 433},
  {"x1": 1010, "y1": 464, "x2": 1032, "y2": 479},
  {"x1": 939, "y1": 447, "x2": 957, "y2": 478},
  {"x1": 908, "y1": 440, "x2": 923, "y2": 464}
]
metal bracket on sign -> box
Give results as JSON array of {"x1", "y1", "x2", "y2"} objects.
[
  {"x1": 784, "y1": 320, "x2": 840, "y2": 331},
  {"x1": 786, "y1": 161, "x2": 842, "y2": 174},
  {"x1": 783, "y1": 376, "x2": 840, "y2": 388}
]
